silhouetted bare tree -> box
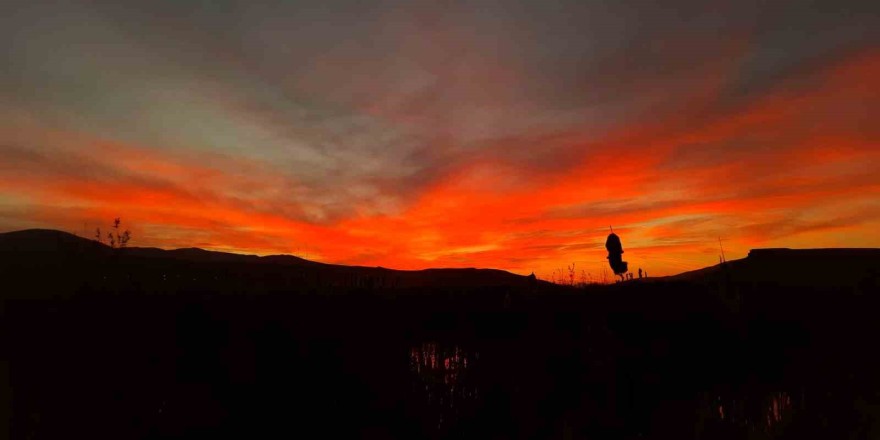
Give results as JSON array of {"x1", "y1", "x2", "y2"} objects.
[{"x1": 95, "y1": 218, "x2": 131, "y2": 248}]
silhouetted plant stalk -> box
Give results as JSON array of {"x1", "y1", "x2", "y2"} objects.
[
  {"x1": 545, "y1": 263, "x2": 607, "y2": 286},
  {"x1": 93, "y1": 217, "x2": 132, "y2": 249}
]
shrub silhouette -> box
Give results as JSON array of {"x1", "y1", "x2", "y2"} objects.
[
  {"x1": 94, "y1": 218, "x2": 131, "y2": 249},
  {"x1": 605, "y1": 228, "x2": 628, "y2": 280}
]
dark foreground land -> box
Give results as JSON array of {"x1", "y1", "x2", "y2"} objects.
[{"x1": 1, "y1": 229, "x2": 879, "y2": 439}]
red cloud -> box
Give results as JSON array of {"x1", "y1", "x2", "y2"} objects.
[{"x1": 1, "y1": 50, "x2": 877, "y2": 279}]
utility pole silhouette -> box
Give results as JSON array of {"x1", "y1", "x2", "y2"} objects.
[{"x1": 718, "y1": 237, "x2": 726, "y2": 264}]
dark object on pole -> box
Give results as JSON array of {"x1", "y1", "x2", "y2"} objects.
[{"x1": 606, "y1": 227, "x2": 628, "y2": 278}]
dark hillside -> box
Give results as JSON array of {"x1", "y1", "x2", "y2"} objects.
[
  {"x1": 1, "y1": 229, "x2": 879, "y2": 439},
  {"x1": 666, "y1": 248, "x2": 879, "y2": 289}
]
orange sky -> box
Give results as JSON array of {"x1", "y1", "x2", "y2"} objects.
[{"x1": 1, "y1": 1, "x2": 878, "y2": 279}]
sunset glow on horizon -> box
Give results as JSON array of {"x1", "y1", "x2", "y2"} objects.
[{"x1": 2, "y1": 1, "x2": 878, "y2": 278}]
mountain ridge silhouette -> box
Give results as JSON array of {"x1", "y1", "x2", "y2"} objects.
[
  {"x1": 2, "y1": 228, "x2": 878, "y2": 290},
  {"x1": 0, "y1": 229, "x2": 543, "y2": 291}
]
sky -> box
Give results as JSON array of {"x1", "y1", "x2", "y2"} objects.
[{"x1": 1, "y1": 0, "x2": 878, "y2": 278}]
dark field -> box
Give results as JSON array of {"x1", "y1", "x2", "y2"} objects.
[{"x1": 2, "y1": 230, "x2": 879, "y2": 439}]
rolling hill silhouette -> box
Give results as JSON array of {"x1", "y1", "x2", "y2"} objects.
[
  {"x1": 2, "y1": 229, "x2": 878, "y2": 294},
  {"x1": 0, "y1": 229, "x2": 542, "y2": 295},
  {"x1": 664, "y1": 248, "x2": 880, "y2": 289},
  {"x1": 2, "y1": 229, "x2": 880, "y2": 439}
]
